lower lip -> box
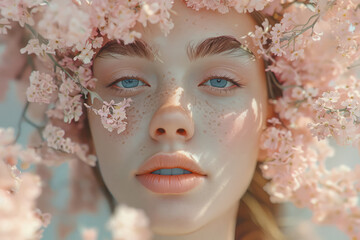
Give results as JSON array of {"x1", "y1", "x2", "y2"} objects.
[{"x1": 136, "y1": 173, "x2": 205, "y2": 194}]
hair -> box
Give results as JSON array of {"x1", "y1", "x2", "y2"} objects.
[
  {"x1": 88, "y1": 10, "x2": 285, "y2": 240},
  {"x1": 231, "y1": 11, "x2": 286, "y2": 240}
]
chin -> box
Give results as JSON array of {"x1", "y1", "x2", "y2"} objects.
[
  {"x1": 151, "y1": 220, "x2": 202, "y2": 236},
  {"x1": 149, "y1": 210, "x2": 204, "y2": 235}
]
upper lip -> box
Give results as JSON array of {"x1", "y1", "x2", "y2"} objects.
[{"x1": 135, "y1": 151, "x2": 207, "y2": 176}]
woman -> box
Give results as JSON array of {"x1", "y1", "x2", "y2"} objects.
[{"x1": 87, "y1": 1, "x2": 282, "y2": 239}]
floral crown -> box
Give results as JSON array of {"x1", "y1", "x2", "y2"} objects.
[{"x1": 1, "y1": 0, "x2": 360, "y2": 239}]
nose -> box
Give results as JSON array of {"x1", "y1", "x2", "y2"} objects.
[{"x1": 149, "y1": 104, "x2": 194, "y2": 142}]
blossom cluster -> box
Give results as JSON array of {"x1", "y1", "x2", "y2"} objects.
[
  {"x1": 0, "y1": 128, "x2": 50, "y2": 240},
  {"x1": 185, "y1": 0, "x2": 272, "y2": 13},
  {"x1": 80, "y1": 204, "x2": 152, "y2": 240},
  {"x1": 0, "y1": 0, "x2": 360, "y2": 239},
  {"x1": 26, "y1": 71, "x2": 57, "y2": 104},
  {"x1": 106, "y1": 204, "x2": 153, "y2": 240},
  {"x1": 85, "y1": 98, "x2": 132, "y2": 134},
  {"x1": 248, "y1": 0, "x2": 360, "y2": 237}
]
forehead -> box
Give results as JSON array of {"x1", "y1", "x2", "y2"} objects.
[{"x1": 132, "y1": 1, "x2": 257, "y2": 57}]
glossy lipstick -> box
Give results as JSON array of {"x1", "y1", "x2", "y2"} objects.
[{"x1": 135, "y1": 151, "x2": 206, "y2": 194}]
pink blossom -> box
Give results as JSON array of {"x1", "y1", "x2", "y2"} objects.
[
  {"x1": 138, "y1": 2, "x2": 161, "y2": 27},
  {"x1": 122, "y1": 30, "x2": 143, "y2": 45},
  {"x1": 91, "y1": 37, "x2": 103, "y2": 49},
  {"x1": 267, "y1": 117, "x2": 281, "y2": 126},
  {"x1": 289, "y1": 48, "x2": 305, "y2": 61},
  {"x1": 18, "y1": 148, "x2": 42, "y2": 169},
  {"x1": 107, "y1": 204, "x2": 152, "y2": 240},
  {"x1": 0, "y1": 128, "x2": 15, "y2": 145},
  {"x1": 73, "y1": 42, "x2": 95, "y2": 64},
  {"x1": 42, "y1": 124, "x2": 75, "y2": 154},
  {"x1": 58, "y1": 93, "x2": 83, "y2": 123},
  {"x1": 82, "y1": 228, "x2": 98, "y2": 240},
  {"x1": 20, "y1": 39, "x2": 53, "y2": 56},
  {"x1": 304, "y1": 87, "x2": 319, "y2": 99},
  {"x1": 321, "y1": 91, "x2": 340, "y2": 104},
  {"x1": 260, "y1": 0, "x2": 283, "y2": 15},
  {"x1": 270, "y1": 43, "x2": 286, "y2": 56},
  {"x1": 308, "y1": 118, "x2": 337, "y2": 141},
  {"x1": 260, "y1": 127, "x2": 282, "y2": 150},
  {"x1": 291, "y1": 87, "x2": 305, "y2": 100},
  {"x1": 281, "y1": 13, "x2": 297, "y2": 30},
  {"x1": 77, "y1": 66, "x2": 97, "y2": 89},
  {"x1": 26, "y1": 71, "x2": 58, "y2": 104},
  {"x1": 270, "y1": 23, "x2": 284, "y2": 39},
  {"x1": 85, "y1": 98, "x2": 132, "y2": 134},
  {"x1": 59, "y1": 75, "x2": 81, "y2": 95},
  {"x1": 333, "y1": 116, "x2": 357, "y2": 145}
]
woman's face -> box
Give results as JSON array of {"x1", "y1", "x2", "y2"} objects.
[{"x1": 88, "y1": 1, "x2": 269, "y2": 235}]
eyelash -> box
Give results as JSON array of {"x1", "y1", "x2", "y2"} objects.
[
  {"x1": 108, "y1": 75, "x2": 149, "y2": 94},
  {"x1": 108, "y1": 74, "x2": 244, "y2": 94},
  {"x1": 199, "y1": 74, "x2": 245, "y2": 94}
]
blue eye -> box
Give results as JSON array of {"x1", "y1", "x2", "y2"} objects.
[
  {"x1": 203, "y1": 78, "x2": 235, "y2": 88},
  {"x1": 115, "y1": 78, "x2": 146, "y2": 88}
]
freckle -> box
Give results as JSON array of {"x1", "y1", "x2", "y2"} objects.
[
  {"x1": 142, "y1": 112, "x2": 145, "y2": 114},
  {"x1": 217, "y1": 123, "x2": 220, "y2": 126},
  {"x1": 203, "y1": 130, "x2": 207, "y2": 133},
  {"x1": 136, "y1": 110, "x2": 139, "y2": 113},
  {"x1": 122, "y1": 141, "x2": 125, "y2": 144},
  {"x1": 219, "y1": 139, "x2": 222, "y2": 143}
]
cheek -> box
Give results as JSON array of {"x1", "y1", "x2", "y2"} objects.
[{"x1": 196, "y1": 97, "x2": 263, "y2": 146}]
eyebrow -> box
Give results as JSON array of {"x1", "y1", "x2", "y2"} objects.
[{"x1": 97, "y1": 35, "x2": 254, "y2": 62}]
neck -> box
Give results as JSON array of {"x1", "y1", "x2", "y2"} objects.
[{"x1": 153, "y1": 202, "x2": 239, "y2": 240}]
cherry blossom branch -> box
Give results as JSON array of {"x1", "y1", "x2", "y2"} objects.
[
  {"x1": 280, "y1": 13, "x2": 320, "y2": 50},
  {"x1": 24, "y1": 24, "x2": 104, "y2": 105}
]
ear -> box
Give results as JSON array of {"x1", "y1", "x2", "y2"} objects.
[{"x1": 257, "y1": 100, "x2": 275, "y2": 162}]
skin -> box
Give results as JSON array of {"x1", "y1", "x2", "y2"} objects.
[{"x1": 88, "y1": 1, "x2": 271, "y2": 240}]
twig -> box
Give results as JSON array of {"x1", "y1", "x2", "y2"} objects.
[{"x1": 14, "y1": 101, "x2": 30, "y2": 143}]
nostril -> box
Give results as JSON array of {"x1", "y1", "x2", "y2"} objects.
[
  {"x1": 156, "y1": 128, "x2": 166, "y2": 135},
  {"x1": 177, "y1": 128, "x2": 186, "y2": 136}
]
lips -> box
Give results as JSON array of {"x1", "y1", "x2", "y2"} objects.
[{"x1": 135, "y1": 151, "x2": 207, "y2": 194}]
